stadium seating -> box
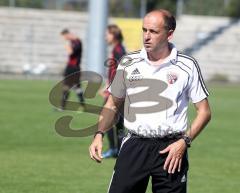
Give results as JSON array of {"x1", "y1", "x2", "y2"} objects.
[
  {"x1": 173, "y1": 15, "x2": 240, "y2": 82},
  {"x1": 0, "y1": 8, "x2": 239, "y2": 82},
  {"x1": 0, "y1": 7, "x2": 88, "y2": 75}
]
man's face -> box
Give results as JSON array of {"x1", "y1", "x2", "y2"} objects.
[
  {"x1": 142, "y1": 14, "x2": 172, "y2": 52},
  {"x1": 62, "y1": 33, "x2": 71, "y2": 41},
  {"x1": 105, "y1": 30, "x2": 114, "y2": 45}
]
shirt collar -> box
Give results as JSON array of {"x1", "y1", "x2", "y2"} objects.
[{"x1": 140, "y1": 42, "x2": 178, "y2": 65}]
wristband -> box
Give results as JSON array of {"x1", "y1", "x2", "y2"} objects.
[{"x1": 94, "y1": 131, "x2": 105, "y2": 138}]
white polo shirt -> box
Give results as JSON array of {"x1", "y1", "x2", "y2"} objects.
[{"x1": 108, "y1": 43, "x2": 209, "y2": 137}]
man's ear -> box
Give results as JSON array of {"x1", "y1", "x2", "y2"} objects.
[{"x1": 167, "y1": 30, "x2": 174, "y2": 41}]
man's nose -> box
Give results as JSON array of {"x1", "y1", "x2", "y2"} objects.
[{"x1": 144, "y1": 32, "x2": 151, "y2": 41}]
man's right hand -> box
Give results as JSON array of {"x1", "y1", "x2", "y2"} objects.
[{"x1": 89, "y1": 134, "x2": 103, "y2": 163}]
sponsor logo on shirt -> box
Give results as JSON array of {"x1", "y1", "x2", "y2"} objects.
[
  {"x1": 129, "y1": 68, "x2": 143, "y2": 82},
  {"x1": 131, "y1": 68, "x2": 141, "y2": 75}
]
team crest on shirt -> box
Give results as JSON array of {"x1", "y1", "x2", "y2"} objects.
[{"x1": 167, "y1": 72, "x2": 178, "y2": 84}]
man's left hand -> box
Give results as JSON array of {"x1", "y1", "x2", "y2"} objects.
[{"x1": 159, "y1": 139, "x2": 187, "y2": 174}]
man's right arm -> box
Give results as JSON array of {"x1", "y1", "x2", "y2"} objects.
[{"x1": 89, "y1": 94, "x2": 124, "y2": 163}]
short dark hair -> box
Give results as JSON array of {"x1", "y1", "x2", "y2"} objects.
[
  {"x1": 61, "y1": 28, "x2": 70, "y2": 35},
  {"x1": 159, "y1": 9, "x2": 176, "y2": 31},
  {"x1": 107, "y1": 24, "x2": 124, "y2": 42}
]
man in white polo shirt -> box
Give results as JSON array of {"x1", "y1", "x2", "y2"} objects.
[{"x1": 89, "y1": 9, "x2": 211, "y2": 193}]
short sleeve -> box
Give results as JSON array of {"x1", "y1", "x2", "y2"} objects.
[
  {"x1": 107, "y1": 62, "x2": 126, "y2": 98},
  {"x1": 188, "y1": 62, "x2": 209, "y2": 103}
]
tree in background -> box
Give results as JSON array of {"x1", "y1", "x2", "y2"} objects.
[
  {"x1": 0, "y1": 0, "x2": 43, "y2": 8},
  {"x1": 16, "y1": 0, "x2": 43, "y2": 8},
  {"x1": 0, "y1": 0, "x2": 239, "y2": 18},
  {"x1": 0, "y1": 0, "x2": 9, "y2": 6},
  {"x1": 226, "y1": 0, "x2": 240, "y2": 18},
  {"x1": 184, "y1": 0, "x2": 226, "y2": 16},
  {"x1": 146, "y1": 0, "x2": 176, "y2": 16}
]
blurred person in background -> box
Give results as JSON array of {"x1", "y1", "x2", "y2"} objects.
[
  {"x1": 99, "y1": 24, "x2": 126, "y2": 158},
  {"x1": 60, "y1": 29, "x2": 84, "y2": 110}
]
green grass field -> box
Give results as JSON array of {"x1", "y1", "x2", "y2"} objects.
[{"x1": 0, "y1": 79, "x2": 239, "y2": 193}]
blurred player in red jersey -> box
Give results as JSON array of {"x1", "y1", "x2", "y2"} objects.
[
  {"x1": 60, "y1": 29, "x2": 84, "y2": 110},
  {"x1": 100, "y1": 24, "x2": 126, "y2": 158}
]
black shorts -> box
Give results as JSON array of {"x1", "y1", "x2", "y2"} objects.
[
  {"x1": 108, "y1": 133, "x2": 189, "y2": 193},
  {"x1": 63, "y1": 66, "x2": 81, "y2": 87}
]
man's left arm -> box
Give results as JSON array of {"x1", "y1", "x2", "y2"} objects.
[
  {"x1": 160, "y1": 98, "x2": 211, "y2": 174},
  {"x1": 186, "y1": 98, "x2": 211, "y2": 140},
  {"x1": 64, "y1": 43, "x2": 73, "y2": 55}
]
